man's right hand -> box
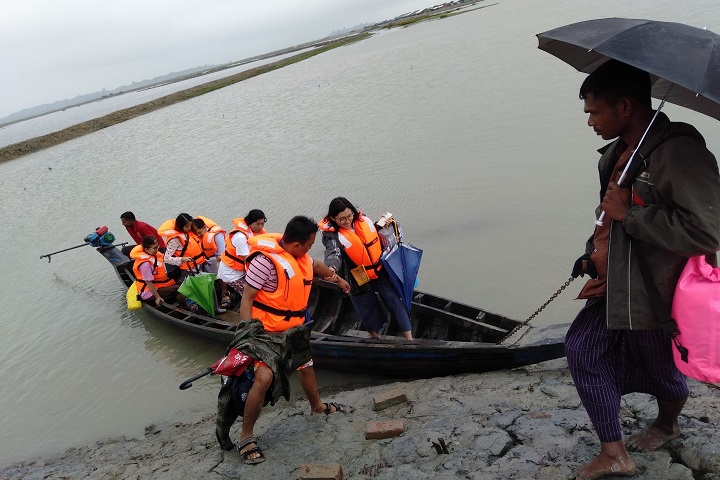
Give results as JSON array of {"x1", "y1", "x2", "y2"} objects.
[{"x1": 572, "y1": 253, "x2": 598, "y2": 279}]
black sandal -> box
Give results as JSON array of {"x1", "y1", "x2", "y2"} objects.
[{"x1": 238, "y1": 437, "x2": 265, "y2": 465}]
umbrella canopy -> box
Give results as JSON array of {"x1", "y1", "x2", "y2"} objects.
[
  {"x1": 537, "y1": 18, "x2": 720, "y2": 121},
  {"x1": 178, "y1": 273, "x2": 216, "y2": 317},
  {"x1": 380, "y1": 242, "x2": 423, "y2": 312}
]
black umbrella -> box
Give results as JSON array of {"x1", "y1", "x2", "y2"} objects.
[
  {"x1": 537, "y1": 18, "x2": 720, "y2": 121},
  {"x1": 537, "y1": 18, "x2": 720, "y2": 224}
]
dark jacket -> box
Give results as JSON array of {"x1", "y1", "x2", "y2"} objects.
[
  {"x1": 321, "y1": 230, "x2": 373, "y2": 294},
  {"x1": 589, "y1": 112, "x2": 720, "y2": 330}
]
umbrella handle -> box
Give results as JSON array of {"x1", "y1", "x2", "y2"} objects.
[
  {"x1": 594, "y1": 91, "x2": 671, "y2": 228},
  {"x1": 179, "y1": 368, "x2": 213, "y2": 390}
]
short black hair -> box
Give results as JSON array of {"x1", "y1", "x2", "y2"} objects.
[
  {"x1": 282, "y1": 215, "x2": 318, "y2": 244},
  {"x1": 579, "y1": 60, "x2": 652, "y2": 108},
  {"x1": 141, "y1": 235, "x2": 158, "y2": 248},
  {"x1": 245, "y1": 209, "x2": 266, "y2": 225},
  {"x1": 192, "y1": 218, "x2": 206, "y2": 229},
  {"x1": 324, "y1": 197, "x2": 359, "y2": 229},
  {"x1": 120, "y1": 211, "x2": 136, "y2": 221},
  {"x1": 175, "y1": 213, "x2": 193, "y2": 231}
]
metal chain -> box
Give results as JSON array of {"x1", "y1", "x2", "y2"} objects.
[{"x1": 497, "y1": 276, "x2": 575, "y2": 345}]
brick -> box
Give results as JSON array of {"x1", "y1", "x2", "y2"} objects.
[
  {"x1": 372, "y1": 387, "x2": 408, "y2": 411},
  {"x1": 365, "y1": 420, "x2": 406, "y2": 440},
  {"x1": 298, "y1": 463, "x2": 343, "y2": 480}
]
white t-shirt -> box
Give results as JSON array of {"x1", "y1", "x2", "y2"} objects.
[{"x1": 216, "y1": 232, "x2": 250, "y2": 283}]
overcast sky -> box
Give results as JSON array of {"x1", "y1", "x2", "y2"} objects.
[{"x1": 1, "y1": 0, "x2": 437, "y2": 118}]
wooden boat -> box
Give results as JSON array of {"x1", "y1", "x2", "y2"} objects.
[{"x1": 99, "y1": 243, "x2": 567, "y2": 378}]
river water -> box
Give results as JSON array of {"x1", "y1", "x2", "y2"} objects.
[{"x1": 2, "y1": 0, "x2": 718, "y2": 466}]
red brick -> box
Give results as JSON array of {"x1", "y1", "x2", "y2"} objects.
[
  {"x1": 365, "y1": 420, "x2": 406, "y2": 440},
  {"x1": 298, "y1": 463, "x2": 343, "y2": 480},
  {"x1": 372, "y1": 387, "x2": 408, "y2": 411}
]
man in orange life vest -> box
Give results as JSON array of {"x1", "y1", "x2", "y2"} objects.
[{"x1": 236, "y1": 215, "x2": 350, "y2": 464}]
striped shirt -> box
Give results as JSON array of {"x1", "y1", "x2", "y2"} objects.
[
  {"x1": 245, "y1": 253, "x2": 314, "y2": 293},
  {"x1": 245, "y1": 254, "x2": 278, "y2": 292}
]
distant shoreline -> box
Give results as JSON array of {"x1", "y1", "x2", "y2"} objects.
[
  {"x1": 0, "y1": 2, "x2": 488, "y2": 164},
  {"x1": 0, "y1": 34, "x2": 371, "y2": 164}
]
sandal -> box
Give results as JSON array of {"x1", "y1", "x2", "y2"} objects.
[
  {"x1": 220, "y1": 292, "x2": 231, "y2": 309},
  {"x1": 238, "y1": 436, "x2": 265, "y2": 465},
  {"x1": 323, "y1": 402, "x2": 353, "y2": 414}
]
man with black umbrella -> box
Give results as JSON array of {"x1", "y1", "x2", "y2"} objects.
[{"x1": 567, "y1": 60, "x2": 720, "y2": 479}]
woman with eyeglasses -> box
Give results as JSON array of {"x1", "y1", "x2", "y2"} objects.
[
  {"x1": 319, "y1": 197, "x2": 413, "y2": 340},
  {"x1": 130, "y1": 235, "x2": 194, "y2": 311}
]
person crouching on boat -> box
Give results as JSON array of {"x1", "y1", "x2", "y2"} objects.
[
  {"x1": 320, "y1": 197, "x2": 413, "y2": 340},
  {"x1": 131, "y1": 236, "x2": 195, "y2": 311},
  {"x1": 120, "y1": 211, "x2": 165, "y2": 256},
  {"x1": 158, "y1": 213, "x2": 207, "y2": 281},
  {"x1": 216, "y1": 209, "x2": 267, "y2": 308},
  {"x1": 232, "y1": 216, "x2": 351, "y2": 464}
]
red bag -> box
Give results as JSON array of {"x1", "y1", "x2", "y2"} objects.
[{"x1": 211, "y1": 348, "x2": 253, "y2": 376}]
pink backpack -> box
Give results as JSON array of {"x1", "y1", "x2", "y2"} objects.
[{"x1": 671, "y1": 255, "x2": 720, "y2": 383}]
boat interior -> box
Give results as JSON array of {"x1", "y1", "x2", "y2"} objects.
[{"x1": 105, "y1": 245, "x2": 518, "y2": 344}]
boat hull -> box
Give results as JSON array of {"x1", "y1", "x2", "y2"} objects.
[{"x1": 99, "y1": 245, "x2": 567, "y2": 377}]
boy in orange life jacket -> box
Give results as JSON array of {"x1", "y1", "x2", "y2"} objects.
[
  {"x1": 236, "y1": 216, "x2": 350, "y2": 464},
  {"x1": 217, "y1": 209, "x2": 267, "y2": 307},
  {"x1": 191, "y1": 217, "x2": 226, "y2": 274}
]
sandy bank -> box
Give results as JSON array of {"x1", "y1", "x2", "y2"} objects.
[{"x1": 3, "y1": 358, "x2": 719, "y2": 479}]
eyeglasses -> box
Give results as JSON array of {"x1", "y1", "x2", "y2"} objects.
[{"x1": 335, "y1": 213, "x2": 353, "y2": 223}]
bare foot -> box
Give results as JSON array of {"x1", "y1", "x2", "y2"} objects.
[
  {"x1": 626, "y1": 423, "x2": 681, "y2": 452},
  {"x1": 575, "y1": 451, "x2": 637, "y2": 480}
]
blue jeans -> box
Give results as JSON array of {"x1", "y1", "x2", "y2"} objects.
[{"x1": 349, "y1": 272, "x2": 412, "y2": 334}]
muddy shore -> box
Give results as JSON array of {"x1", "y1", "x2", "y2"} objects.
[{"x1": 3, "y1": 358, "x2": 719, "y2": 479}]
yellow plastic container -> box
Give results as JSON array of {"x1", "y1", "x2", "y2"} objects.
[{"x1": 126, "y1": 283, "x2": 142, "y2": 310}]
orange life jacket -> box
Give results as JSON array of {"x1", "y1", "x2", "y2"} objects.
[
  {"x1": 195, "y1": 216, "x2": 226, "y2": 258},
  {"x1": 221, "y1": 217, "x2": 266, "y2": 271},
  {"x1": 130, "y1": 245, "x2": 175, "y2": 294},
  {"x1": 247, "y1": 233, "x2": 313, "y2": 332},
  {"x1": 157, "y1": 219, "x2": 206, "y2": 271},
  {"x1": 318, "y1": 213, "x2": 383, "y2": 280}
]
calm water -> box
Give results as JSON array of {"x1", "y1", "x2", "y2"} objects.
[{"x1": 2, "y1": 0, "x2": 719, "y2": 466}]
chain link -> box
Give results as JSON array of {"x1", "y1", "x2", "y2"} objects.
[{"x1": 497, "y1": 276, "x2": 575, "y2": 345}]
